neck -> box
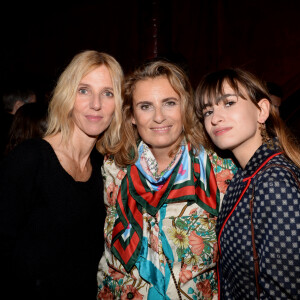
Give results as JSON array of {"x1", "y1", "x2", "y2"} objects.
[
  {"x1": 151, "y1": 147, "x2": 176, "y2": 174},
  {"x1": 70, "y1": 133, "x2": 97, "y2": 159},
  {"x1": 232, "y1": 142, "x2": 262, "y2": 169},
  {"x1": 45, "y1": 132, "x2": 97, "y2": 170},
  {"x1": 230, "y1": 128, "x2": 264, "y2": 169}
]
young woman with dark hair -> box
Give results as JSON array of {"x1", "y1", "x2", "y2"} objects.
[{"x1": 195, "y1": 68, "x2": 300, "y2": 299}]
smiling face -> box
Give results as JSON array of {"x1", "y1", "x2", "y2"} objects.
[
  {"x1": 202, "y1": 81, "x2": 269, "y2": 166},
  {"x1": 71, "y1": 64, "x2": 115, "y2": 139},
  {"x1": 132, "y1": 76, "x2": 183, "y2": 155}
]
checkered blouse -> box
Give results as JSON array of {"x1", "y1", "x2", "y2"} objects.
[{"x1": 217, "y1": 141, "x2": 300, "y2": 299}]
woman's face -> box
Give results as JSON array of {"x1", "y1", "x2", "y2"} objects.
[
  {"x1": 72, "y1": 65, "x2": 115, "y2": 139},
  {"x1": 132, "y1": 76, "x2": 183, "y2": 155},
  {"x1": 202, "y1": 81, "x2": 266, "y2": 163}
]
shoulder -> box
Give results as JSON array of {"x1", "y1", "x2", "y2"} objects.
[
  {"x1": 254, "y1": 156, "x2": 300, "y2": 203},
  {"x1": 12, "y1": 137, "x2": 44, "y2": 151},
  {"x1": 256, "y1": 155, "x2": 300, "y2": 187},
  {"x1": 0, "y1": 138, "x2": 45, "y2": 181},
  {"x1": 102, "y1": 155, "x2": 127, "y2": 181},
  {"x1": 1, "y1": 138, "x2": 45, "y2": 165},
  {"x1": 102, "y1": 155, "x2": 127, "y2": 207},
  {"x1": 208, "y1": 150, "x2": 238, "y2": 173},
  {"x1": 253, "y1": 160, "x2": 300, "y2": 231},
  {"x1": 207, "y1": 150, "x2": 238, "y2": 195}
]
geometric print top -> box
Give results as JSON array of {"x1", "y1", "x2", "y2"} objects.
[{"x1": 216, "y1": 140, "x2": 300, "y2": 299}]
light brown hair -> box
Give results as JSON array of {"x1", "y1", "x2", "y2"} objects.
[{"x1": 113, "y1": 60, "x2": 206, "y2": 167}]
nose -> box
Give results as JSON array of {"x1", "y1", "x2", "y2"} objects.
[
  {"x1": 210, "y1": 107, "x2": 224, "y2": 125},
  {"x1": 90, "y1": 95, "x2": 101, "y2": 110},
  {"x1": 153, "y1": 106, "x2": 166, "y2": 123}
]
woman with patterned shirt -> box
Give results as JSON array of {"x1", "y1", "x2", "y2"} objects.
[
  {"x1": 97, "y1": 60, "x2": 236, "y2": 300},
  {"x1": 195, "y1": 68, "x2": 300, "y2": 299}
]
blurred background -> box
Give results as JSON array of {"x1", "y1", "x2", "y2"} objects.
[{"x1": 0, "y1": 0, "x2": 299, "y2": 138}]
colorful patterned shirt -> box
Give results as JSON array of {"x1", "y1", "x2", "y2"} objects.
[{"x1": 97, "y1": 143, "x2": 236, "y2": 300}]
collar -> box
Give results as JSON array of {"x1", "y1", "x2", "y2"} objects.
[
  {"x1": 239, "y1": 138, "x2": 281, "y2": 178},
  {"x1": 135, "y1": 140, "x2": 183, "y2": 183}
]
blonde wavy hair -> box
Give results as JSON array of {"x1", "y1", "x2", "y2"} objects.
[
  {"x1": 113, "y1": 59, "x2": 206, "y2": 167},
  {"x1": 195, "y1": 68, "x2": 300, "y2": 168},
  {"x1": 45, "y1": 50, "x2": 123, "y2": 154}
]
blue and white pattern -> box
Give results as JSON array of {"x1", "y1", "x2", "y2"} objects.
[
  {"x1": 135, "y1": 141, "x2": 208, "y2": 191},
  {"x1": 217, "y1": 140, "x2": 300, "y2": 299}
]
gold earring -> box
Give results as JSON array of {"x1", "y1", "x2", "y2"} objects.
[{"x1": 259, "y1": 123, "x2": 273, "y2": 148}]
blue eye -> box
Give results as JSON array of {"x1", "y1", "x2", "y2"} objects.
[
  {"x1": 79, "y1": 88, "x2": 88, "y2": 95},
  {"x1": 225, "y1": 101, "x2": 235, "y2": 107},
  {"x1": 103, "y1": 90, "x2": 114, "y2": 97}
]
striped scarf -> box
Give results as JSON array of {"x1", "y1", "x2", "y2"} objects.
[{"x1": 111, "y1": 142, "x2": 219, "y2": 272}]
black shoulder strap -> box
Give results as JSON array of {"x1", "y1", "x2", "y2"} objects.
[{"x1": 250, "y1": 163, "x2": 300, "y2": 300}]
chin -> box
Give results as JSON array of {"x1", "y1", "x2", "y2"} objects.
[
  {"x1": 87, "y1": 127, "x2": 109, "y2": 138},
  {"x1": 86, "y1": 131, "x2": 102, "y2": 138},
  {"x1": 213, "y1": 142, "x2": 232, "y2": 151}
]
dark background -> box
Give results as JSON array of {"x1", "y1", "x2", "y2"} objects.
[{"x1": 1, "y1": 0, "x2": 300, "y2": 137}]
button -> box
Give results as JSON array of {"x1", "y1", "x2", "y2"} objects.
[{"x1": 127, "y1": 292, "x2": 134, "y2": 299}]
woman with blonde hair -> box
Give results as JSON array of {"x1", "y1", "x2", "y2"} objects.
[
  {"x1": 0, "y1": 50, "x2": 123, "y2": 300},
  {"x1": 97, "y1": 60, "x2": 236, "y2": 299},
  {"x1": 195, "y1": 68, "x2": 300, "y2": 299}
]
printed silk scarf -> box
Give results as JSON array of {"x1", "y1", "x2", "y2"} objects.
[{"x1": 111, "y1": 142, "x2": 220, "y2": 272}]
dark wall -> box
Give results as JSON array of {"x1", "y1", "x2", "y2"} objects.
[
  {"x1": 0, "y1": 2, "x2": 140, "y2": 99},
  {"x1": 1, "y1": 0, "x2": 300, "y2": 132}
]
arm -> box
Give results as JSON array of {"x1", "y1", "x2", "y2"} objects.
[
  {"x1": 255, "y1": 173, "x2": 300, "y2": 299},
  {"x1": 97, "y1": 156, "x2": 129, "y2": 297}
]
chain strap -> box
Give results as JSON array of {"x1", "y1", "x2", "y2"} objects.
[{"x1": 154, "y1": 216, "x2": 182, "y2": 300}]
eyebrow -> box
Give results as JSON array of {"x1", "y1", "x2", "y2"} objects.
[
  {"x1": 216, "y1": 93, "x2": 237, "y2": 101},
  {"x1": 135, "y1": 97, "x2": 179, "y2": 104},
  {"x1": 162, "y1": 97, "x2": 179, "y2": 102},
  {"x1": 135, "y1": 100, "x2": 151, "y2": 105},
  {"x1": 78, "y1": 83, "x2": 113, "y2": 91},
  {"x1": 203, "y1": 93, "x2": 238, "y2": 109}
]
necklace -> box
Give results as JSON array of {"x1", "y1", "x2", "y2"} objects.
[{"x1": 154, "y1": 216, "x2": 182, "y2": 300}]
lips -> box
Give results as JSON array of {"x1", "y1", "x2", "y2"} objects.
[
  {"x1": 213, "y1": 127, "x2": 232, "y2": 136},
  {"x1": 86, "y1": 115, "x2": 103, "y2": 121},
  {"x1": 151, "y1": 125, "x2": 172, "y2": 132}
]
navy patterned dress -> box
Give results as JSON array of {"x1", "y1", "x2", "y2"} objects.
[{"x1": 217, "y1": 140, "x2": 300, "y2": 299}]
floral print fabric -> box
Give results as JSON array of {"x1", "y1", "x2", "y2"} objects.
[
  {"x1": 208, "y1": 151, "x2": 237, "y2": 209},
  {"x1": 97, "y1": 150, "x2": 236, "y2": 300}
]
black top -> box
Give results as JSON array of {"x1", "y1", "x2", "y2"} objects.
[
  {"x1": 0, "y1": 138, "x2": 105, "y2": 300},
  {"x1": 217, "y1": 140, "x2": 300, "y2": 299}
]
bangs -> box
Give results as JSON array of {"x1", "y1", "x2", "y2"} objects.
[{"x1": 196, "y1": 69, "x2": 248, "y2": 120}]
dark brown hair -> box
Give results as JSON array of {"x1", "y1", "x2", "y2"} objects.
[
  {"x1": 195, "y1": 68, "x2": 300, "y2": 167},
  {"x1": 5, "y1": 103, "x2": 48, "y2": 154}
]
